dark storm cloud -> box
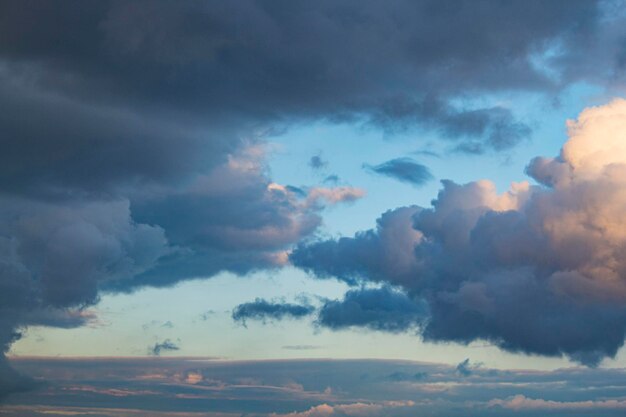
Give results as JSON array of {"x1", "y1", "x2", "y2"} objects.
[
  {"x1": 0, "y1": 0, "x2": 608, "y2": 161},
  {"x1": 317, "y1": 287, "x2": 427, "y2": 332},
  {"x1": 291, "y1": 99, "x2": 626, "y2": 366},
  {"x1": 1, "y1": 0, "x2": 625, "y2": 397},
  {"x1": 232, "y1": 299, "x2": 315, "y2": 325},
  {"x1": 150, "y1": 340, "x2": 180, "y2": 356},
  {"x1": 364, "y1": 158, "x2": 433, "y2": 186}
]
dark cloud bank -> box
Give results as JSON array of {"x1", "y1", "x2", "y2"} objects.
[{"x1": 1, "y1": 0, "x2": 626, "y2": 398}]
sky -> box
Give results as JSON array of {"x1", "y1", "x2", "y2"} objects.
[{"x1": 4, "y1": 0, "x2": 626, "y2": 415}]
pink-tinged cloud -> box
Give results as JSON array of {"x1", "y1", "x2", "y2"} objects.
[
  {"x1": 272, "y1": 400, "x2": 416, "y2": 417},
  {"x1": 305, "y1": 187, "x2": 366, "y2": 207},
  {"x1": 292, "y1": 98, "x2": 626, "y2": 365},
  {"x1": 490, "y1": 394, "x2": 626, "y2": 410}
]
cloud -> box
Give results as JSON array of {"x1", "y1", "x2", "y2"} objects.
[
  {"x1": 291, "y1": 206, "x2": 424, "y2": 287},
  {"x1": 292, "y1": 99, "x2": 626, "y2": 366},
  {"x1": 272, "y1": 401, "x2": 416, "y2": 417},
  {"x1": 385, "y1": 371, "x2": 428, "y2": 382},
  {"x1": 455, "y1": 358, "x2": 475, "y2": 377},
  {"x1": 323, "y1": 175, "x2": 340, "y2": 185},
  {"x1": 282, "y1": 345, "x2": 323, "y2": 351},
  {"x1": 1, "y1": 0, "x2": 606, "y2": 153},
  {"x1": 317, "y1": 287, "x2": 427, "y2": 333},
  {"x1": 309, "y1": 155, "x2": 328, "y2": 171},
  {"x1": 305, "y1": 187, "x2": 366, "y2": 207},
  {"x1": 364, "y1": 158, "x2": 433, "y2": 186},
  {"x1": 9, "y1": 357, "x2": 626, "y2": 416},
  {"x1": 489, "y1": 395, "x2": 626, "y2": 411},
  {"x1": 1, "y1": 0, "x2": 626, "y2": 396},
  {"x1": 150, "y1": 339, "x2": 180, "y2": 356},
  {"x1": 0, "y1": 357, "x2": 36, "y2": 401},
  {"x1": 232, "y1": 299, "x2": 315, "y2": 325}
]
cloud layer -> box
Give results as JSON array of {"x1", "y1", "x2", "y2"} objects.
[
  {"x1": 6, "y1": 357, "x2": 626, "y2": 417},
  {"x1": 293, "y1": 99, "x2": 626, "y2": 365}
]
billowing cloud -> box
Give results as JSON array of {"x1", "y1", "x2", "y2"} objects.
[
  {"x1": 364, "y1": 158, "x2": 433, "y2": 186},
  {"x1": 292, "y1": 99, "x2": 626, "y2": 366},
  {"x1": 291, "y1": 206, "x2": 423, "y2": 287},
  {"x1": 2, "y1": 0, "x2": 626, "y2": 397},
  {"x1": 232, "y1": 299, "x2": 315, "y2": 325}
]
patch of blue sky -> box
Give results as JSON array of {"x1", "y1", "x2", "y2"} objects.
[{"x1": 267, "y1": 82, "x2": 603, "y2": 238}]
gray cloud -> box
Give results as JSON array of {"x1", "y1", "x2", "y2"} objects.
[
  {"x1": 150, "y1": 339, "x2": 180, "y2": 356},
  {"x1": 323, "y1": 175, "x2": 340, "y2": 185},
  {"x1": 309, "y1": 155, "x2": 328, "y2": 171},
  {"x1": 291, "y1": 206, "x2": 423, "y2": 287},
  {"x1": 364, "y1": 158, "x2": 433, "y2": 186},
  {"x1": 292, "y1": 100, "x2": 626, "y2": 366},
  {"x1": 385, "y1": 371, "x2": 428, "y2": 382},
  {"x1": 455, "y1": 358, "x2": 473, "y2": 377},
  {"x1": 232, "y1": 299, "x2": 315, "y2": 325},
  {"x1": 317, "y1": 287, "x2": 427, "y2": 333}
]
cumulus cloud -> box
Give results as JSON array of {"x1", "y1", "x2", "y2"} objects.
[
  {"x1": 292, "y1": 99, "x2": 626, "y2": 366},
  {"x1": 0, "y1": 198, "x2": 170, "y2": 394},
  {"x1": 2, "y1": 0, "x2": 626, "y2": 397},
  {"x1": 291, "y1": 206, "x2": 424, "y2": 287},
  {"x1": 232, "y1": 299, "x2": 315, "y2": 325},
  {"x1": 364, "y1": 158, "x2": 433, "y2": 186}
]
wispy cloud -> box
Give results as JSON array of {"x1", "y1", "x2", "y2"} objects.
[
  {"x1": 363, "y1": 158, "x2": 433, "y2": 186},
  {"x1": 150, "y1": 340, "x2": 180, "y2": 356},
  {"x1": 232, "y1": 299, "x2": 315, "y2": 326}
]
